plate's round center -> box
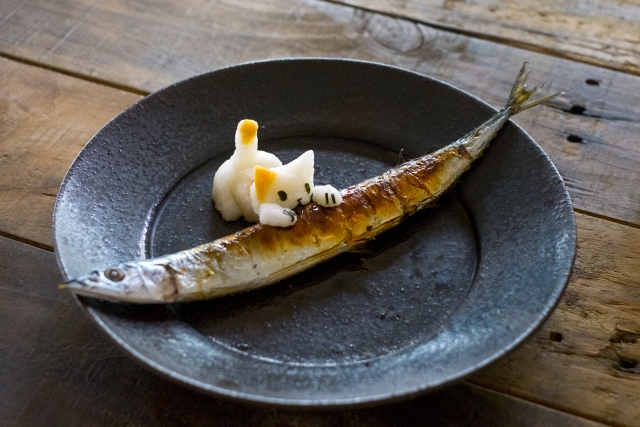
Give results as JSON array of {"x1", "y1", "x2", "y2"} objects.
[{"x1": 149, "y1": 136, "x2": 477, "y2": 365}]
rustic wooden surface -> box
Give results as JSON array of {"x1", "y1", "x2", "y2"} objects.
[
  {"x1": 1, "y1": 0, "x2": 638, "y2": 425},
  {"x1": 0, "y1": 236, "x2": 606, "y2": 427},
  {"x1": 331, "y1": 0, "x2": 640, "y2": 76},
  {"x1": 0, "y1": 57, "x2": 140, "y2": 249},
  {"x1": 2, "y1": 0, "x2": 639, "y2": 245},
  {"x1": 473, "y1": 213, "x2": 640, "y2": 427}
]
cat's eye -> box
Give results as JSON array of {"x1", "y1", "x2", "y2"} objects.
[
  {"x1": 304, "y1": 183, "x2": 310, "y2": 194},
  {"x1": 278, "y1": 191, "x2": 287, "y2": 201}
]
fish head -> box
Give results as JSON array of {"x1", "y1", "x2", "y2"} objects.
[{"x1": 62, "y1": 261, "x2": 178, "y2": 303}]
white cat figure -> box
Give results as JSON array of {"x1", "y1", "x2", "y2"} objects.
[
  {"x1": 250, "y1": 150, "x2": 342, "y2": 227},
  {"x1": 212, "y1": 119, "x2": 282, "y2": 222}
]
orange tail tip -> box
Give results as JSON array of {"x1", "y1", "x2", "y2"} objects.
[{"x1": 238, "y1": 119, "x2": 259, "y2": 145}]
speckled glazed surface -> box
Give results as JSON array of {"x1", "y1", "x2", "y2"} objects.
[{"x1": 53, "y1": 59, "x2": 576, "y2": 406}]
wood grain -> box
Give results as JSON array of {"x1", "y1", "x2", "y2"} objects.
[
  {"x1": 0, "y1": 0, "x2": 637, "y2": 425},
  {"x1": 334, "y1": 0, "x2": 640, "y2": 76},
  {"x1": 0, "y1": 235, "x2": 606, "y2": 427},
  {"x1": 473, "y1": 212, "x2": 640, "y2": 427},
  {"x1": 0, "y1": 0, "x2": 640, "y2": 245},
  {"x1": 0, "y1": 57, "x2": 140, "y2": 248}
]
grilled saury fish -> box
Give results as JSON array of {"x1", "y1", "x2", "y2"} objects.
[{"x1": 62, "y1": 63, "x2": 565, "y2": 303}]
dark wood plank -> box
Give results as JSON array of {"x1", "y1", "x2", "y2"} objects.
[
  {"x1": 0, "y1": 235, "x2": 605, "y2": 427},
  {"x1": 333, "y1": 0, "x2": 640, "y2": 76},
  {"x1": 0, "y1": 0, "x2": 639, "y2": 234},
  {"x1": 0, "y1": 57, "x2": 141, "y2": 248}
]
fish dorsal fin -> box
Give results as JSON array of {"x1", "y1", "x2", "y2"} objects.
[{"x1": 254, "y1": 165, "x2": 277, "y2": 203}]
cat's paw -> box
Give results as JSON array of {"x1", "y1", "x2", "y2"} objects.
[
  {"x1": 258, "y1": 203, "x2": 297, "y2": 227},
  {"x1": 312, "y1": 185, "x2": 342, "y2": 207}
]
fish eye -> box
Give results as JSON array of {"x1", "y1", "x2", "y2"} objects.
[
  {"x1": 304, "y1": 183, "x2": 310, "y2": 194},
  {"x1": 278, "y1": 190, "x2": 287, "y2": 201},
  {"x1": 104, "y1": 268, "x2": 125, "y2": 282}
]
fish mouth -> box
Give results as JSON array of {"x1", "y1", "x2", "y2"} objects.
[
  {"x1": 60, "y1": 271, "x2": 154, "y2": 303},
  {"x1": 60, "y1": 274, "x2": 122, "y2": 301},
  {"x1": 62, "y1": 278, "x2": 89, "y2": 289},
  {"x1": 60, "y1": 277, "x2": 99, "y2": 297},
  {"x1": 62, "y1": 270, "x2": 100, "y2": 287}
]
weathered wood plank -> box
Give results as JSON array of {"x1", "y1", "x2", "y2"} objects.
[
  {"x1": 0, "y1": 1, "x2": 637, "y2": 425},
  {"x1": 334, "y1": 0, "x2": 640, "y2": 76},
  {"x1": 0, "y1": 58, "x2": 632, "y2": 424},
  {"x1": 473, "y1": 212, "x2": 640, "y2": 427},
  {"x1": 1, "y1": 0, "x2": 639, "y2": 235},
  {"x1": 0, "y1": 57, "x2": 141, "y2": 248},
  {"x1": 0, "y1": 235, "x2": 606, "y2": 426}
]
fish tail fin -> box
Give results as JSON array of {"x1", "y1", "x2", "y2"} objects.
[{"x1": 505, "y1": 62, "x2": 567, "y2": 115}]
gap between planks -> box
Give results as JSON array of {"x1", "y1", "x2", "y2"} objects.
[
  {"x1": 0, "y1": 52, "x2": 149, "y2": 97},
  {"x1": 0, "y1": 230, "x2": 53, "y2": 252},
  {"x1": 574, "y1": 208, "x2": 640, "y2": 232},
  {"x1": 473, "y1": 380, "x2": 619, "y2": 427}
]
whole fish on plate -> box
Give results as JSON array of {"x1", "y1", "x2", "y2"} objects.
[{"x1": 61, "y1": 63, "x2": 565, "y2": 303}]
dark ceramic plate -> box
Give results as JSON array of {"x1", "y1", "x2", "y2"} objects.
[{"x1": 53, "y1": 59, "x2": 576, "y2": 406}]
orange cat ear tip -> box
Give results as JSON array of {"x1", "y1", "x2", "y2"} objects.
[
  {"x1": 253, "y1": 165, "x2": 271, "y2": 175},
  {"x1": 254, "y1": 166, "x2": 277, "y2": 203}
]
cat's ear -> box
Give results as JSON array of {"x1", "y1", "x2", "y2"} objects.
[
  {"x1": 253, "y1": 165, "x2": 277, "y2": 204},
  {"x1": 282, "y1": 150, "x2": 314, "y2": 181}
]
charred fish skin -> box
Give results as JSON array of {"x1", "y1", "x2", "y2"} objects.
[{"x1": 62, "y1": 62, "x2": 565, "y2": 303}]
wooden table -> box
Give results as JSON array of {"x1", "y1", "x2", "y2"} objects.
[{"x1": 1, "y1": 1, "x2": 639, "y2": 425}]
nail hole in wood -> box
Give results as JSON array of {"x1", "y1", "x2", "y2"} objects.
[
  {"x1": 585, "y1": 79, "x2": 600, "y2": 86},
  {"x1": 618, "y1": 359, "x2": 638, "y2": 370},
  {"x1": 570, "y1": 105, "x2": 585, "y2": 115},
  {"x1": 566, "y1": 134, "x2": 584, "y2": 143},
  {"x1": 549, "y1": 331, "x2": 563, "y2": 342}
]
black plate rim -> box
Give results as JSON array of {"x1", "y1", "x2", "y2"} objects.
[{"x1": 53, "y1": 58, "x2": 576, "y2": 407}]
